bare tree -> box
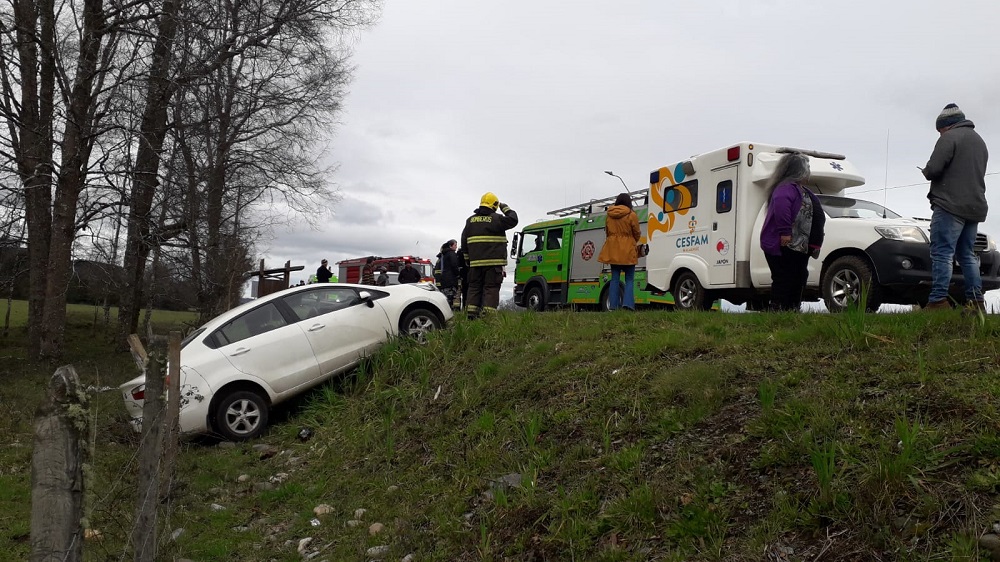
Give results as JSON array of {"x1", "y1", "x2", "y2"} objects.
[
  {"x1": 120, "y1": 0, "x2": 376, "y2": 330},
  {"x1": 1, "y1": 0, "x2": 56, "y2": 355}
]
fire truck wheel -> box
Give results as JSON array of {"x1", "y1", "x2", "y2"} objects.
[
  {"x1": 525, "y1": 285, "x2": 546, "y2": 311},
  {"x1": 672, "y1": 270, "x2": 711, "y2": 311},
  {"x1": 599, "y1": 283, "x2": 624, "y2": 312}
]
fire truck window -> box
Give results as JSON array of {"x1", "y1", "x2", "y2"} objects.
[
  {"x1": 531, "y1": 234, "x2": 544, "y2": 252},
  {"x1": 546, "y1": 229, "x2": 562, "y2": 250}
]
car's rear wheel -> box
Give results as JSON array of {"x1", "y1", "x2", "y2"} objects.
[
  {"x1": 401, "y1": 308, "x2": 442, "y2": 343},
  {"x1": 214, "y1": 390, "x2": 269, "y2": 441}
]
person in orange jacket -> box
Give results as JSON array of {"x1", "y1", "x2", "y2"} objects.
[{"x1": 597, "y1": 192, "x2": 641, "y2": 310}]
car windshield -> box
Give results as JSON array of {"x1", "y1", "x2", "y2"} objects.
[{"x1": 817, "y1": 195, "x2": 901, "y2": 220}]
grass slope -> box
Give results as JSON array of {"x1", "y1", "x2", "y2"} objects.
[{"x1": 2, "y1": 303, "x2": 1000, "y2": 561}]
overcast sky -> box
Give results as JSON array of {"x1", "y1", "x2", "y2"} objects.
[{"x1": 258, "y1": 0, "x2": 1000, "y2": 305}]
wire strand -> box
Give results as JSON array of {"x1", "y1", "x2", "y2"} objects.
[{"x1": 849, "y1": 171, "x2": 1000, "y2": 195}]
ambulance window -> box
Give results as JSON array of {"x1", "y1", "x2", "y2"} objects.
[
  {"x1": 716, "y1": 180, "x2": 733, "y2": 213},
  {"x1": 663, "y1": 180, "x2": 698, "y2": 213},
  {"x1": 546, "y1": 228, "x2": 563, "y2": 250}
]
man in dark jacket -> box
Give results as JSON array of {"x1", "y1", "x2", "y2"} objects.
[
  {"x1": 921, "y1": 103, "x2": 989, "y2": 311},
  {"x1": 316, "y1": 259, "x2": 334, "y2": 283},
  {"x1": 461, "y1": 192, "x2": 518, "y2": 318},
  {"x1": 398, "y1": 260, "x2": 421, "y2": 284},
  {"x1": 435, "y1": 240, "x2": 461, "y2": 309}
]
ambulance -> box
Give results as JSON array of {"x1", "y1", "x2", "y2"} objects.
[{"x1": 645, "y1": 141, "x2": 1000, "y2": 311}]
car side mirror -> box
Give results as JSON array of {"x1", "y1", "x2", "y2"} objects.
[
  {"x1": 358, "y1": 290, "x2": 375, "y2": 308},
  {"x1": 510, "y1": 233, "x2": 519, "y2": 259}
]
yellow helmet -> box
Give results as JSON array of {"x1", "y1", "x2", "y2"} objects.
[{"x1": 480, "y1": 192, "x2": 499, "y2": 210}]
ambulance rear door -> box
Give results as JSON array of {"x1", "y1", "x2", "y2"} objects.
[{"x1": 707, "y1": 164, "x2": 738, "y2": 285}]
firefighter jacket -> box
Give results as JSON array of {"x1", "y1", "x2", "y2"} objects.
[{"x1": 461, "y1": 204, "x2": 519, "y2": 268}]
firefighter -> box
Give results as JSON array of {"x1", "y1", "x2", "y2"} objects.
[{"x1": 460, "y1": 192, "x2": 518, "y2": 318}]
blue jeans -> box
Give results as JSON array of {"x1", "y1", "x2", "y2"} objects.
[
  {"x1": 608, "y1": 265, "x2": 636, "y2": 310},
  {"x1": 928, "y1": 206, "x2": 982, "y2": 303}
]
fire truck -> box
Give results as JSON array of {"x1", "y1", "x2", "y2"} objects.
[
  {"x1": 336, "y1": 255, "x2": 434, "y2": 284},
  {"x1": 511, "y1": 190, "x2": 676, "y2": 311}
]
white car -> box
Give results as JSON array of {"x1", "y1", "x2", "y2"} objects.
[{"x1": 120, "y1": 283, "x2": 453, "y2": 440}]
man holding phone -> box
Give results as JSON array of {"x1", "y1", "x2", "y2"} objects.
[{"x1": 920, "y1": 103, "x2": 989, "y2": 312}]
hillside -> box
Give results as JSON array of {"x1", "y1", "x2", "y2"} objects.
[{"x1": 2, "y1": 305, "x2": 1000, "y2": 561}]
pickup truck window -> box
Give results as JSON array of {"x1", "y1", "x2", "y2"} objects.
[{"x1": 817, "y1": 195, "x2": 901, "y2": 220}]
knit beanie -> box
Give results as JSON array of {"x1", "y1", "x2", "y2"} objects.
[{"x1": 935, "y1": 103, "x2": 965, "y2": 130}]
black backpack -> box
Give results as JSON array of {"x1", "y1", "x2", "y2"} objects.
[{"x1": 807, "y1": 191, "x2": 826, "y2": 257}]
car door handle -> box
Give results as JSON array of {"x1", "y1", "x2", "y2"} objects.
[
  {"x1": 230, "y1": 347, "x2": 251, "y2": 356},
  {"x1": 307, "y1": 324, "x2": 325, "y2": 332}
]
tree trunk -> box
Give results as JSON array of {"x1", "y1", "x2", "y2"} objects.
[
  {"x1": 119, "y1": 0, "x2": 182, "y2": 347},
  {"x1": 30, "y1": 365, "x2": 86, "y2": 562},
  {"x1": 12, "y1": 0, "x2": 55, "y2": 356},
  {"x1": 37, "y1": 0, "x2": 104, "y2": 358}
]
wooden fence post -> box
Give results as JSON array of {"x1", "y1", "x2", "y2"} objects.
[
  {"x1": 132, "y1": 351, "x2": 164, "y2": 562},
  {"x1": 30, "y1": 365, "x2": 87, "y2": 562},
  {"x1": 159, "y1": 331, "x2": 181, "y2": 501}
]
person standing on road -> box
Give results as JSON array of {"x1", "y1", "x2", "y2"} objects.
[
  {"x1": 375, "y1": 266, "x2": 389, "y2": 286},
  {"x1": 316, "y1": 259, "x2": 334, "y2": 283},
  {"x1": 597, "y1": 193, "x2": 642, "y2": 310},
  {"x1": 398, "y1": 260, "x2": 422, "y2": 284},
  {"x1": 361, "y1": 256, "x2": 376, "y2": 285},
  {"x1": 921, "y1": 103, "x2": 989, "y2": 312},
  {"x1": 461, "y1": 192, "x2": 518, "y2": 318},
  {"x1": 760, "y1": 152, "x2": 825, "y2": 312},
  {"x1": 436, "y1": 240, "x2": 461, "y2": 309}
]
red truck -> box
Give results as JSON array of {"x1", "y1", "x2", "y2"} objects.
[{"x1": 336, "y1": 255, "x2": 435, "y2": 284}]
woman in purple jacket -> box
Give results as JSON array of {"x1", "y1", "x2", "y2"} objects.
[{"x1": 760, "y1": 152, "x2": 822, "y2": 311}]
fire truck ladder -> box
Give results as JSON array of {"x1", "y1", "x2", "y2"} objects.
[{"x1": 547, "y1": 187, "x2": 649, "y2": 217}]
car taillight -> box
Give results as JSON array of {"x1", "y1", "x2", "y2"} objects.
[{"x1": 131, "y1": 385, "x2": 145, "y2": 401}]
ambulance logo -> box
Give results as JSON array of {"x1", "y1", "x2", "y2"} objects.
[
  {"x1": 581, "y1": 240, "x2": 595, "y2": 261},
  {"x1": 716, "y1": 238, "x2": 730, "y2": 255}
]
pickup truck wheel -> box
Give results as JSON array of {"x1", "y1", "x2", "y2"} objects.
[
  {"x1": 672, "y1": 271, "x2": 711, "y2": 311},
  {"x1": 822, "y1": 256, "x2": 881, "y2": 313},
  {"x1": 525, "y1": 285, "x2": 546, "y2": 311}
]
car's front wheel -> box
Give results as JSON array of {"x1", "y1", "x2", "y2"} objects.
[
  {"x1": 214, "y1": 390, "x2": 269, "y2": 441},
  {"x1": 401, "y1": 308, "x2": 442, "y2": 342}
]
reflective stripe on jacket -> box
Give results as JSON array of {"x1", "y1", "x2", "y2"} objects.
[{"x1": 461, "y1": 204, "x2": 519, "y2": 268}]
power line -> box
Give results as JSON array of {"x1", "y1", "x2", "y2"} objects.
[{"x1": 849, "y1": 171, "x2": 1000, "y2": 195}]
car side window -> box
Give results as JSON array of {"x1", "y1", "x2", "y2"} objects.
[
  {"x1": 214, "y1": 303, "x2": 286, "y2": 347},
  {"x1": 281, "y1": 287, "x2": 366, "y2": 321}
]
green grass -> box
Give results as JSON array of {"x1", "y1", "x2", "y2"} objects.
[{"x1": 3, "y1": 302, "x2": 1000, "y2": 560}]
